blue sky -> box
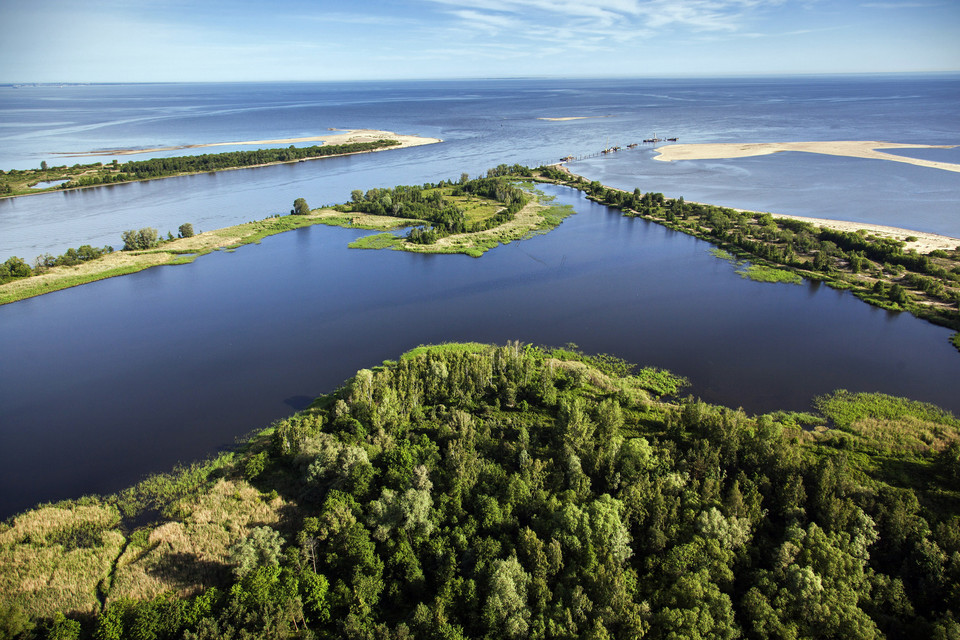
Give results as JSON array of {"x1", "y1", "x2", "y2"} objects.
[{"x1": 1, "y1": 0, "x2": 958, "y2": 82}]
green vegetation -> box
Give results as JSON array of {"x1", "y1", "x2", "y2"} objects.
[
  {"x1": 2, "y1": 342, "x2": 959, "y2": 639},
  {"x1": 535, "y1": 165, "x2": 960, "y2": 352},
  {"x1": 737, "y1": 264, "x2": 804, "y2": 284},
  {"x1": 709, "y1": 247, "x2": 803, "y2": 284},
  {"x1": 333, "y1": 165, "x2": 534, "y2": 245},
  {"x1": 120, "y1": 228, "x2": 159, "y2": 251},
  {"x1": 0, "y1": 140, "x2": 401, "y2": 198},
  {"x1": 348, "y1": 233, "x2": 404, "y2": 250},
  {"x1": 0, "y1": 213, "x2": 334, "y2": 306},
  {"x1": 292, "y1": 198, "x2": 310, "y2": 216}
]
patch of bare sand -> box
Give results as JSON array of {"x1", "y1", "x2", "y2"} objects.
[
  {"x1": 653, "y1": 140, "x2": 960, "y2": 173},
  {"x1": 57, "y1": 129, "x2": 442, "y2": 157}
]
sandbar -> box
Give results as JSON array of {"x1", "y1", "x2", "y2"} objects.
[
  {"x1": 653, "y1": 141, "x2": 960, "y2": 173},
  {"x1": 54, "y1": 129, "x2": 442, "y2": 157},
  {"x1": 538, "y1": 116, "x2": 614, "y2": 121}
]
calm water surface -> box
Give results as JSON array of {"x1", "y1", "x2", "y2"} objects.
[{"x1": 1, "y1": 185, "x2": 958, "y2": 518}]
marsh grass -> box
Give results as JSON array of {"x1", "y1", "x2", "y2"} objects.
[
  {"x1": 0, "y1": 504, "x2": 125, "y2": 616},
  {"x1": 348, "y1": 233, "x2": 404, "y2": 250},
  {"x1": 736, "y1": 265, "x2": 803, "y2": 284}
]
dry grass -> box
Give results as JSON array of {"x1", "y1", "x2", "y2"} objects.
[
  {"x1": 108, "y1": 479, "x2": 287, "y2": 604},
  {"x1": 0, "y1": 504, "x2": 124, "y2": 616},
  {"x1": 833, "y1": 415, "x2": 960, "y2": 456}
]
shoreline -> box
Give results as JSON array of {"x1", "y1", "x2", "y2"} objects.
[
  {"x1": 0, "y1": 130, "x2": 442, "y2": 201},
  {"x1": 652, "y1": 140, "x2": 960, "y2": 173},
  {"x1": 555, "y1": 164, "x2": 960, "y2": 253},
  {"x1": 52, "y1": 128, "x2": 442, "y2": 157}
]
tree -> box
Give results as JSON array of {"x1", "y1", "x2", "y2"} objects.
[
  {"x1": 121, "y1": 228, "x2": 159, "y2": 251},
  {"x1": 40, "y1": 160, "x2": 48, "y2": 171},
  {"x1": 228, "y1": 526, "x2": 284, "y2": 578},
  {"x1": 178, "y1": 223, "x2": 195, "y2": 238},
  {"x1": 292, "y1": 198, "x2": 310, "y2": 215}
]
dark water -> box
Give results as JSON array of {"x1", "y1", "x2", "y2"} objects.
[
  {"x1": 2, "y1": 76, "x2": 959, "y2": 262},
  {"x1": 2, "y1": 185, "x2": 958, "y2": 518}
]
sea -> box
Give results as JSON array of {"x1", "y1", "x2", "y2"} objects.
[
  {"x1": 1, "y1": 75, "x2": 959, "y2": 262},
  {"x1": 0, "y1": 75, "x2": 959, "y2": 518}
]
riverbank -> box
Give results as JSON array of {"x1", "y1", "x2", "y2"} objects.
[
  {"x1": 0, "y1": 213, "x2": 338, "y2": 305},
  {"x1": 652, "y1": 140, "x2": 960, "y2": 174}
]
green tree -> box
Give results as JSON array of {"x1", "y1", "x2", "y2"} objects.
[
  {"x1": 292, "y1": 198, "x2": 310, "y2": 215},
  {"x1": 178, "y1": 223, "x2": 195, "y2": 238},
  {"x1": 229, "y1": 526, "x2": 284, "y2": 578},
  {"x1": 121, "y1": 228, "x2": 159, "y2": 251}
]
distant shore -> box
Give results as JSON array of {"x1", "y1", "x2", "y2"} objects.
[
  {"x1": 652, "y1": 140, "x2": 960, "y2": 173},
  {"x1": 53, "y1": 129, "x2": 442, "y2": 158}
]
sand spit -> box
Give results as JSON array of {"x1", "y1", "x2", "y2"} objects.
[
  {"x1": 653, "y1": 141, "x2": 960, "y2": 173},
  {"x1": 538, "y1": 116, "x2": 614, "y2": 121},
  {"x1": 55, "y1": 129, "x2": 442, "y2": 157}
]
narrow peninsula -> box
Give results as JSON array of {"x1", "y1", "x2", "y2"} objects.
[{"x1": 0, "y1": 129, "x2": 442, "y2": 198}]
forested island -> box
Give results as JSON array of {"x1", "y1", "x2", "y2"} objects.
[
  {"x1": 0, "y1": 139, "x2": 402, "y2": 198},
  {"x1": 1, "y1": 342, "x2": 959, "y2": 639}
]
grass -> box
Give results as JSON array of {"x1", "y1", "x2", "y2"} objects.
[
  {"x1": 0, "y1": 212, "x2": 339, "y2": 306},
  {"x1": 348, "y1": 233, "x2": 404, "y2": 250},
  {"x1": 736, "y1": 264, "x2": 803, "y2": 284},
  {"x1": 709, "y1": 247, "x2": 802, "y2": 285}
]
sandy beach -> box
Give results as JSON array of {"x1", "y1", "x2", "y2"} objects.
[
  {"x1": 652, "y1": 140, "x2": 960, "y2": 173},
  {"x1": 55, "y1": 129, "x2": 442, "y2": 157}
]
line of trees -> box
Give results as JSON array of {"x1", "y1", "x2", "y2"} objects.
[{"x1": 56, "y1": 140, "x2": 401, "y2": 190}]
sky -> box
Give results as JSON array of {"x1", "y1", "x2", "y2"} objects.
[{"x1": 1, "y1": 0, "x2": 958, "y2": 82}]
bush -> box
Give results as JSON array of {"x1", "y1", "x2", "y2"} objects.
[{"x1": 178, "y1": 223, "x2": 195, "y2": 238}]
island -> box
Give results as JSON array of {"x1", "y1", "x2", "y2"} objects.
[
  {"x1": 1, "y1": 341, "x2": 958, "y2": 638},
  {"x1": 0, "y1": 129, "x2": 442, "y2": 198}
]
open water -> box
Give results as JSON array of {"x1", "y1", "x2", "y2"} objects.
[{"x1": 0, "y1": 76, "x2": 959, "y2": 518}]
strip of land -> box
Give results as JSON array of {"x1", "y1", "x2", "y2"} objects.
[
  {"x1": 653, "y1": 140, "x2": 960, "y2": 173},
  {"x1": 537, "y1": 116, "x2": 614, "y2": 121},
  {"x1": 53, "y1": 129, "x2": 442, "y2": 157},
  {"x1": 553, "y1": 163, "x2": 960, "y2": 254}
]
